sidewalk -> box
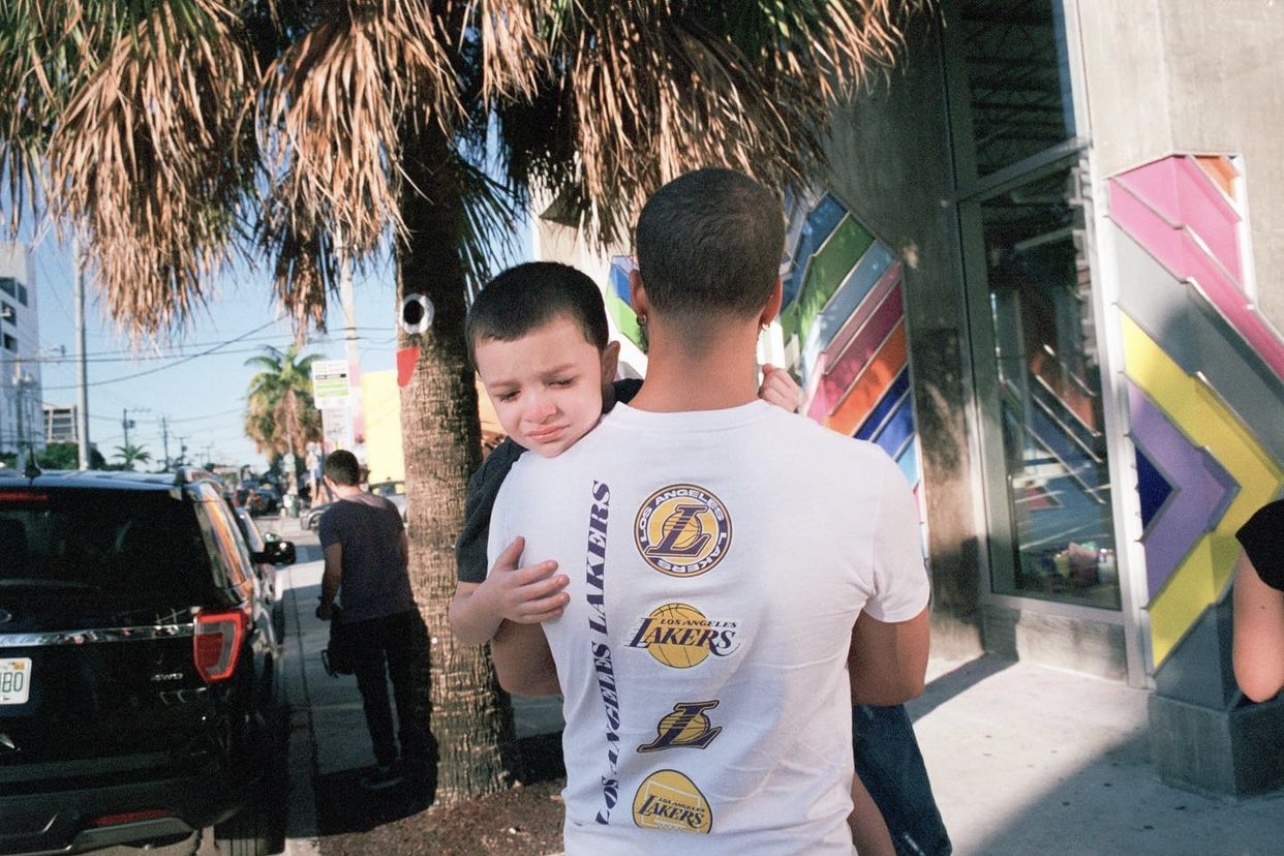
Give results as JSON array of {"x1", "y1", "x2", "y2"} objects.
[{"x1": 266, "y1": 514, "x2": 1284, "y2": 856}]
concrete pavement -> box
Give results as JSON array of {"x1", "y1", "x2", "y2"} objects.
[{"x1": 264, "y1": 514, "x2": 1284, "y2": 855}]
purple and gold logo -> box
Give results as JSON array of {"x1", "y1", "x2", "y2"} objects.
[
  {"x1": 634, "y1": 484, "x2": 731, "y2": 577},
  {"x1": 632, "y1": 769, "x2": 712, "y2": 833},
  {"x1": 626, "y1": 602, "x2": 740, "y2": 668},
  {"x1": 638, "y1": 700, "x2": 722, "y2": 752}
]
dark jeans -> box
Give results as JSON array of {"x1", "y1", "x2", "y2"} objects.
[
  {"x1": 853, "y1": 704, "x2": 952, "y2": 856},
  {"x1": 348, "y1": 609, "x2": 431, "y2": 770}
]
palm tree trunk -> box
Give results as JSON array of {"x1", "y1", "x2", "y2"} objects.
[{"x1": 396, "y1": 125, "x2": 516, "y2": 803}]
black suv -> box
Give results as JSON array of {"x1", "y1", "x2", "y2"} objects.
[{"x1": 0, "y1": 466, "x2": 296, "y2": 856}]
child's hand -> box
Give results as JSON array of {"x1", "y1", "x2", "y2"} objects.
[
  {"x1": 758, "y1": 363, "x2": 802, "y2": 413},
  {"x1": 487, "y1": 536, "x2": 571, "y2": 624}
]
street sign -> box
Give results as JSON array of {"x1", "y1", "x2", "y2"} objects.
[{"x1": 311, "y1": 360, "x2": 350, "y2": 409}]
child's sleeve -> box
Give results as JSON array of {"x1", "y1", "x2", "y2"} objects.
[{"x1": 454, "y1": 438, "x2": 524, "y2": 583}]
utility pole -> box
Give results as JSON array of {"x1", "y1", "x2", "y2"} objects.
[
  {"x1": 12, "y1": 360, "x2": 34, "y2": 463},
  {"x1": 159, "y1": 416, "x2": 171, "y2": 469},
  {"x1": 73, "y1": 236, "x2": 90, "y2": 470},
  {"x1": 122, "y1": 409, "x2": 133, "y2": 448},
  {"x1": 338, "y1": 228, "x2": 363, "y2": 456}
]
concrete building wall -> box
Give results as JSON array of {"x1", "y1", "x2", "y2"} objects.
[
  {"x1": 1079, "y1": 0, "x2": 1284, "y2": 325},
  {"x1": 823, "y1": 13, "x2": 985, "y2": 660},
  {"x1": 0, "y1": 242, "x2": 40, "y2": 456}
]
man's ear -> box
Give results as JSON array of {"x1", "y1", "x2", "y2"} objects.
[
  {"x1": 760, "y1": 277, "x2": 784, "y2": 326},
  {"x1": 601, "y1": 340, "x2": 621, "y2": 384}
]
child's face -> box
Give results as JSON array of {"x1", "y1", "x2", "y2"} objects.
[{"x1": 475, "y1": 316, "x2": 619, "y2": 458}]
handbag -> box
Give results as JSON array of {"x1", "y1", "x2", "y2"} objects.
[{"x1": 321, "y1": 604, "x2": 358, "y2": 677}]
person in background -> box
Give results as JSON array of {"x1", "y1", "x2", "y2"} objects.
[
  {"x1": 316, "y1": 449, "x2": 431, "y2": 791},
  {"x1": 1232, "y1": 499, "x2": 1284, "y2": 702}
]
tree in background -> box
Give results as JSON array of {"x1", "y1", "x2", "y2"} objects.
[
  {"x1": 20, "y1": 443, "x2": 108, "y2": 471},
  {"x1": 243, "y1": 344, "x2": 323, "y2": 475},
  {"x1": 112, "y1": 443, "x2": 152, "y2": 471},
  {"x1": 0, "y1": 0, "x2": 926, "y2": 802}
]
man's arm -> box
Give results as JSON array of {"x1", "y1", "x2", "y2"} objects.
[
  {"x1": 317, "y1": 542, "x2": 343, "y2": 620},
  {"x1": 492, "y1": 619, "x2": 560, "y2": 696},
  {"x1": 847, "y1": 606, "x2": 930, "y2": 706},
  {"x1": 1232, "y1": 550, "x2": 1284, "y2": 702}
]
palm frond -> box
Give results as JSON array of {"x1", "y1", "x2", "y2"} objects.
[{"x1": 44, "y1": 0, "x2": 261, "y2": 339}]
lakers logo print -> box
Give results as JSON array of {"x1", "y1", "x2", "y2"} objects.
[
  {"x1": 638, "y1": 700, "x2": 722, "y2": 752},
  {"x1": 626, "y1": 602, "x2": 741, "y2": 668},
  {"x1": 634, "y1": 484, "x2": 731, "y2": 577},
  {"x1": 632, "y1": 770, "x2": 712, "y2": 834}
]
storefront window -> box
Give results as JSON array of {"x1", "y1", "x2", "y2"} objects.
[{"x1": 981, "y1": 165, "x2": 1119, "y2": 608}]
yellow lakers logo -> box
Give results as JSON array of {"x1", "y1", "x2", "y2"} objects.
[
  {"x1": 634, "y1": 484, "x2": 731, "y2": 577},
  {"x1": 626, "y1": 603, "x2": 741, "y2": 668},
  {"x1": 632, "y1": 770, "x2": 712, "y2": 833},
  {"x1": 638, "y1": 700, "x2": 722, "y2": 752}
]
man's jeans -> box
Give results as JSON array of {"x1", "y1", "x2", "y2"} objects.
[
  {"x1": 853, "y1": 704, "x2": 952, "y2": 856},
  {"x1": 349, "y1": 609, "x2": 432, "y2": 771}
]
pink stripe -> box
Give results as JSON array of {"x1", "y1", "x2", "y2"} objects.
[
  {"x1": 807, "y1": 287, "x2": 905, "y2": 421},
  {"x1": 1115, "y1": 157, "x2": 1242, "y2": 282},
  {"x1": 1173, "y1": 157, "x2": 1242, "y2": 281},
  {"x1": 821, "y1": 264, "x2": 902, "y2": 366},
  {"x1": 1110, "y1": 178, "x2": 1284, "y2": 379}
]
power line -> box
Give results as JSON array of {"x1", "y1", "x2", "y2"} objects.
[
  {"x1": 26, "y1": 327, "x2": 397, "y2": 366},
  {"x1": 39, "y1": 320, "x2": 277, "y2": 390}
]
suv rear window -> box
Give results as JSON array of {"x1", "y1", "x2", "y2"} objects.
[{"x1": 0, "y1": 488, "x2": 210, "y2": 604}]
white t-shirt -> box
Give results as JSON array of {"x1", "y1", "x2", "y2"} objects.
[{"x1": 489, "y1": 400, "x2": 929, "y2": 855}]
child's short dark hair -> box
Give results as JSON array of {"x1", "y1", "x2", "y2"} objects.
[
  {"x1": 323, "y1": 449, "x2": 361, "y2": 486},
  {"x1": 634, "y1": 168, "x2": 784, "y2": 321},
  {"x1": 466, "y1": 262, "x2": 610, "y2": 366}
]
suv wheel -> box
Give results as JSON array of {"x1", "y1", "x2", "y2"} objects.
[
  {"x1": 213, "y1": 802, "x2": 274, "y2": 856},
  {"x1": 213, "y1": 704, "x2": 289, "y2": 856}
]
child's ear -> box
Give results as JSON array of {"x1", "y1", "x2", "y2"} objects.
[{"x1": 601, "y1": 340, "x2": 621, "y2": 384}]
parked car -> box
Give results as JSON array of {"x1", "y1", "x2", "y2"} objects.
[
  {"x1": 304, "y1": 480, "x2": 408, "y2": 532},
  {"x1": 0, "y1": 466, "x2": 296, "y2": 856},
  {"x1": 228, "y1": 502, "x2": 292, "y2": 643}
]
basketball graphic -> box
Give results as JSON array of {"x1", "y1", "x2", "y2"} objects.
[
  {"x1": 625, "y1": 602, "x2": 742, "y2": 668},
  {"x1": 632, "y1": 769, "x2": 712, "y2": 833},
  {"x1": 649, "y1": 603, "x2": 706, "y2": 668},
  {"x1": 634, "y1": 484, "x2": 732, "y2": 577}
]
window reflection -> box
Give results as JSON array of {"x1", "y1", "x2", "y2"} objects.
[{"x1": 982, "y1": 165, "x2": 1119, "y2": 608}]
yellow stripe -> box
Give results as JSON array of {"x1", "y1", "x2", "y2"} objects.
[{"x1": 1121, "y1": 315, "x2": 1284, "y2": 664}]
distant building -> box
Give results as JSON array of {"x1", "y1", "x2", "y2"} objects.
[
  {"x1": 43, "y1": 404, "x2": 79, "y2": 445},
  {"x1": 0, "y1": 242, "x2": 43, "y2": 459}
]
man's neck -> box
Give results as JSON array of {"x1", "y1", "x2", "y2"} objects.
[
  {"x1": 628, "y1": 321, "x2": 761, "y2": 412},
  {"x1": 331, "y1": 483, "x2": 364, "y2": 499}
]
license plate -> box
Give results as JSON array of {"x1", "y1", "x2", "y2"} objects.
[{"x1": 0, "y1": 658, "x2": 31, "y2": 705}]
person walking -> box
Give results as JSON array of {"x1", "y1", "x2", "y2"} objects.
[{"x1": 316, "y1": 449, "x2": 431, "y2": 791}]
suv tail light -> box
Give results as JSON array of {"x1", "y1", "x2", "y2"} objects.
[{"x1": 193, "y1": 608, "x2": 249, "y2": 683}]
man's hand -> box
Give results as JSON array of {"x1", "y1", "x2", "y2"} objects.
[
  {"x1": 759, "y1": 363, "x2": 803, "y2": 413},
  {"x1": 315, "y1": 600, "x2": 334, "y2": 621},
  {"x1": 486, "y1": 536, "x2": 570, "y2": 625}
]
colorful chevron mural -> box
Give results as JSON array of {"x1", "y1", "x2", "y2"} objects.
[
  {"x1": 780, "y1": 193, "x2": 922, "y2": 502},
  {"x1": 1108, "y1": 154, "x2": 1284, "y2": 670}
]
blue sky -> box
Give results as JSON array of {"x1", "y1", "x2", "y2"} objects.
[{"x1": 31, "y1": 236, "x2": 410, "y2": 470}]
